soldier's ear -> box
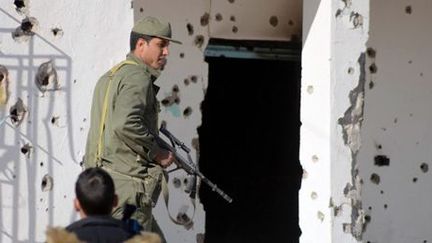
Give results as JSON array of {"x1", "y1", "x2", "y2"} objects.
[
  {"x1": 112, "y1": 194, "x2": 119, "y2": 209},
  {"x1": 73, "y1": 198, "x2": 81, "y2": 212}
]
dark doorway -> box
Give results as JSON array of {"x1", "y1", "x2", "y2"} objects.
[{"x1": 198, "y1": 39, "x2": 303, "y2": 243}]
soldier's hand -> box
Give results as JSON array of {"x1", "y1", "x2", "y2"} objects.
[{"x1": 154, "y1": 150, "x2": 176, "y2": 168}]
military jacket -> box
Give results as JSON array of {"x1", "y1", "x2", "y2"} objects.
[{"x1": 84, "y1": 53, "x2": 162, "y2": 177}]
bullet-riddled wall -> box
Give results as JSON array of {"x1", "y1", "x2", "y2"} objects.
[
  {"x1": 133, "y1": 1, "x2": 301, "y2": 242},
  {"x1": 358, "y1": 1, "x2": 432, "y2": 242},
  {"x1": 0, "y1": 2, "x2": 133, "y2": 242}
]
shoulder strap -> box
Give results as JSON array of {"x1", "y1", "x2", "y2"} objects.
[{"x1": 95, "y1": 60, "x2": 138, "y2": 166}]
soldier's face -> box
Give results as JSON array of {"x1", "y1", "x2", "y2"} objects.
[{"x1": 139, "y1": 37, "x2": 170, "y2": 70}]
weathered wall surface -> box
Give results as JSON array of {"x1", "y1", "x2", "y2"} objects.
[
  {"x1": 0, "y1": 1, "x2": 132, "y2": 242},
  {"x1": 300, "y1": 0, "x2": 332, "y2": 242},
  {"x1": 358, "y1": 1, "x2": 432, "y2": 242},
  {"x1": 301, "y1": 0, "x2": 370, "y2": 242}
]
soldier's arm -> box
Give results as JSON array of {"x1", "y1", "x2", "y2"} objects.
[{"x1": 111, "y1": 71, "x2": 162, "y2": 162}]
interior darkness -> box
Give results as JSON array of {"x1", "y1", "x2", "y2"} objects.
[{"x1": 198, "y1": 40, "x2": 302, "y2": 243}]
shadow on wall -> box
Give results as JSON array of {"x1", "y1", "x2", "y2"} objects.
[
  {"x1": 0, "y1": 7, "x2": 77, "y2": 243},
  {"x1": 302, "y1": 0, "x2": 322, "y2": 45}
]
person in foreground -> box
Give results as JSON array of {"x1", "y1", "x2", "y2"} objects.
[
  {"x1": 83, "y1": 16, "x2": 181, "y2": 242},
  {"x1": 66, "y1": 167, "x2": 132, "y2": 242}
]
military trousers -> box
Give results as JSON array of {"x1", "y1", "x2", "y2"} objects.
[{"x1": 102, "y1": 165, "x2": 167, "y2": 242}]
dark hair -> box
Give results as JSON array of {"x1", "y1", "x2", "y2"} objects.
[
  {"x1": 75, "y1": 168, "x2": 115, "y2": 215},
  {"x1": 130, "y1": 31, "x2": 153, "y2": 51}
]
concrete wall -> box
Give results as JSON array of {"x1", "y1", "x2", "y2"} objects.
[
  {"x1": 300, "y1": 0, "x2": 332, "y2": 242},
  {"x1": 301, "y1": 0, "x2": 370, "y2": 242},
  {"x1": 0, "y1": 1, "x2": 132, "y2": 242},
  {"x1": 358, "y1": 0, "x2": 432, "y2": 242}
]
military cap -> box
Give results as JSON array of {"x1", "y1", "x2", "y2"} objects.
[{"x1": 132, "y1": 16, "x2": 182, "y2": 44}]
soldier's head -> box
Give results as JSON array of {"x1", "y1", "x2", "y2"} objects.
[
  {"x1": 73, "y1": 167, "x2": 117, "y2": 217},
  {"x1": 130, "y1": 16, "x2": 181, "y2": 70}
]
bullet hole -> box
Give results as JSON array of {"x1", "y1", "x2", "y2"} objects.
[
  {"x1": 230, "y1": 15, "x2": 236, "y2": 22},
  {"x1": 364, "y1": 215, "x2": 371, "y2": 223},
  {"x1": 192, "y1": 137, "x2": 199, "y2": 152},
  {"x1": 183, "y1": 107, "x2": 193, "y2": 117},
  {"x1": 307, "y1": 85, "x2": 314, "y2": 94},
  {"x1": 200, "y1": 13, "x2": 210, "y2": 26},
  {"x1": 348, "y1": 67, "x2": 354, "y2": 74},
  {"x1": 73, "y1": 79, "x2": 77, "y2": 84},
  {"x1": 83, "y1": 118, "x2": 87, "y2": 122},
  {"x1": 405, "y1": 5, "x2": 412, "y2": 14},
  {"x1": 40, "y1": 161, "x2": 44, "y2": 167},
  {"x1": 369, "y1": 81, "x2": 374, "y2": 90},
  {"x1": 335, "y1": 9, "x2": 343, "y2": 18},
  {"x1": 20, "y1": 143, "x2": 32, "y2": 158},
  {"x1": 172, "y1": 85, "x2": 180, "y2": 93},
  {"x1": 186, "y1": 23, "x2": 194, "y2": 36},
  {"x1": 0, "y1": 65, "x2": 9, "y2": 105},
  {"x1": 289, "y1": 20, "x2": 294, "y2": 26},
  {"x1": 79, "y1": 162, "x2": 83, "y2": 167},
  {"x1": 161, "y1": 97, "x2": 174, "y2": 106},
  {"x1": 190, "y1": 75, "x2": 198, "y2": 83},
  {"x1": 311, "y1": 192, "x2": 318, "y2": 200},
  {"x1": 9, "y1": 98, "x2": 27, "y2": 127},
  {"x1": 374, "y1": 155, "x2": 390, "y2": 167},
  {"x1": 394, "y1": 118, "x2": 398, "y2": 123},
  {"x1": 408, "y1": 60, "x2": 412, "y2": 64},
  {"x1": 370, "y1": 173, "x2": 380, "y2": 185},
  {"x1": 317, "y1": 211, "x2": 325, "y2": 222},
  {"x1": 376, "y1": 144, "x2": 382, "y2": 150},
  {"x1": 139, "y1": 7, "x2": 144, "y2": 13},
  {"x1": 194, "y1": 35, "x2": 204, "y2": 48},
  {"x1": 350, "y1": 12, "x2": 363, "y2": 28},
  {"x1": 228, "y1": 0, "x2": 234, "y2": 3},
  {"x1": 51, "y1": 116, "x2": 60, "y2": 126},
  {"x1": 366, "y1": 47, "x2": 376, "y2": 58},
  {"x1": 312, "y1": 155, "x2": 319, "y2": 163},
  {"x1": 269, "y1": 16, "x2": 278, "y2": 27},
  {"x1": 215, "y1": 13, "x2": 223, "y2": 22},
  {"x1": 413, "y1": 177, "x2": 418, "y2": 183},
  {"x1": 51, "y1": 27, "x2": 64, "y2": 38},
  {"x1": 368, "y1": 206, "x2": 372, "y2": 210},
  {"x1": 14, "y1": 0, "x2": 28, "y2": 14},
  {"x1": 232, "y1": 26, "x2": 238, "y2": 33},
  {"x1": 409, "y1": 113, "x2": 413, "y2": 117},
  {"x1": 420, "y1": 163, "x2": 429, "y2": 173},
  {"x1": 177, "y1": 211, "x2": 193, "y2": 230},
  {"x1": 183, "y1": 177, "x2": 188, "y2": 186},
  {"x1": 380, "y1": 190, "x2": 384, "y2": 194},
  {"x1": 14, "y1": 0, "x2": 25, "y2": 8},
  {"x1": 12, "y1": 17, "x2": 38, "y2": 42},
  {"x1": 369, "y1": 63, "x2": 377, "y2": 73},
  {"x1": 420, "y1": 73, "x2": 423, "y2": 77},
  {"x1": 179, "y1": 53, "x2": 185, "y2": 59},
  {"x1": 173, "y1": 177, "x2": 181, "y2": 188},
  {"x1": 184, "y1": 78, "x2": 190, "y2": 86},
  {"x1": 41, "y1": 174, "x2": 53, "y2": 192},
  {"x1": 35, "y1": 60, "x2": 59, "y2": 92},
  {"x1": 384, "y1": 204, "x2": 388, "y2": 209}
]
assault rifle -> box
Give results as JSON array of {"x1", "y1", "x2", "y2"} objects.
[{"x1": 154, "y1": 125, "x2": 233, "y2": 203}]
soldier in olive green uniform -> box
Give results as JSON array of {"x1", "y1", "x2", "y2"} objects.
[{"x1": 84, "y1": 17, "x2": 181, "y2": 241}]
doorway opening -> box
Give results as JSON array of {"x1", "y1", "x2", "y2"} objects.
[{"x1": 198, "y1": 38, "x2": 303, "y2": 243}]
